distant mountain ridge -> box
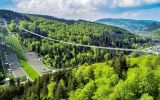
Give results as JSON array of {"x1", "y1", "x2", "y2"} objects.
[
  {"x1": 28, "y1": 14, "x2": 76, "y2": 25},
  {"x1": 96, "y1": 18, "x2": 160, "y2": 33},
  {"x1": 0, "y1": 9, "x2": 76, "y2": 25},
  {"x1": 0, "y1": 9, "x2": 30, "y2": 22}
]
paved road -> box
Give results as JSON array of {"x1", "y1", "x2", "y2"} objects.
[
  {"x1": 25, "y1": 52, "x2": 51, "y2": 76},
  {"x1": 5, "y1": 54, "x2": 26, "y2": 78}
]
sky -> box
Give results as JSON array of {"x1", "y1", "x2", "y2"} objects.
[{"x1": 0, "y1": 0, "x2": 160, "y2": 21}]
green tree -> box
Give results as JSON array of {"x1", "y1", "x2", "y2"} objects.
[
  {"x1": 9, "y1": 20, "x2": 17, "y2": 32},
  {"x1": 112, "y1": 54, "x2": 128, "y2": 78},
  {"x1": 9, "y1": 78, "x2": 15, "y2": 86},
  {"x1": 47, "y1": 82, "x2": 56, "y2": 100},
  {"x1": 104, "y1": 53, "x2": 110, "y2": 64},
  {"x1": 55, "y1": 79, "x2": 67, "y2": 100},
  {"x1": 140, "y1": 93, "x2": 154, "y2": 100},
  {"x1": 69, "y1": 80, "x2": 96, "y2": 100}
]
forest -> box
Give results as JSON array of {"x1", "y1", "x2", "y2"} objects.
[
  {"x1": 0, "y1": 10, "x2": 159, "y2": 100},
  {"x1": 0, "y1": 58, "x2": 5, "y2": 85},
  {"x1": 0, "y1": 54, "x2": 160, "y2": 100},
  {"x1": 9, "y1": 15, "x2": 150, "y2": 68}
]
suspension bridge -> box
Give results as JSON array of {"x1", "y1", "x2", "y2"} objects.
[{"x1": 20, "y1": 27, "x2": 160, "y2": 55}]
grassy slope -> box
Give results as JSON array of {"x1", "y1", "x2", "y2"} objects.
[{"x1": 5, "y1": 34, "x2": 39, "y2": 80}]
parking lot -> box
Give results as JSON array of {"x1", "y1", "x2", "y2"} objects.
[{"x1": 25, "y1": 52, "x2": 51, "y2": 76}]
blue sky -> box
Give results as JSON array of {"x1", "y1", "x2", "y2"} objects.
[
  {"x1": 0, "y1": 0, "x2": 160, "y2": 21},
  {"x1": 0, "y1": 0, "x2": 13, "y2": 9}
]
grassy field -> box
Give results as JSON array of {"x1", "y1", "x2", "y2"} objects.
[
  {"x1": 20, "y1": 60, "x2": 39, "y2": 79},
  {"x1": 5, "y1": 34, "x2": 39, "y2": 80}
]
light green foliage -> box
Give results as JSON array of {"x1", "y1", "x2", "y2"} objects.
[
  {"x1": 1, "y1": 55, "x2": 160, "y2": 100},
  {"x1": 20, "y1": 60, "x2": 39, "y2": 79},
  {"x1": 128, "y1": 55, "x2": 160, "y2": 69},
  {"x1": 70, "y1": 55, "x2": 160, "y2": 100},
  {"x1": 9, "y1": 20, "x2": 17, "y2": 32},
  {"x1": 113, "y1": 67, "x2": 154, "y2": 100},
  {"x1": 69, "y1": 80, "x2": 96, "y2": 100},
  {"x1": 70, "y1": 63, "x2": 119, "y2": 100},
  {"x1": 140, "y1": 93, "x2": 154, "y2": 100},
  {"x1": 93, "y1": 63, "x2": 114, "y2": 79},
  {"x1": 47, "y1": 82, "x2": 56, "y2": 100},
  {"x1": 93, "y1": 74, "x2": 119, "y2": 100}
]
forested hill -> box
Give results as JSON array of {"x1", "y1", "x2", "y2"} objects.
[
  {"x1": 1, "y1": 10, "x2": 150, "y2": 68},
  {"x1": 15, "y1": 15, "x2": 144, "y2": 68},
  {"x1": 1, "y1": 10, "x2": 159, "y2": 100},
  {"x1": 0, "y1": 9, "x2": 76, "y2": 25},
  {"x1": 0, "y1": 10, "x2": 29, "y2": 22},
  {"x1": 149, "y1": 28, "x2": 160, "y2": 37},
  {"x1": 144, "y1": 22, "x2": 160, "y2": 32},
  {"x1": 2, "y1": 9, "x2": 146, "y2": 68},
  {"x1": 96, "y1": 18, "x2": 160, "y2": 33},
  {"x1": 1, "y1": 55, "x2": 160, "y2": 99},
  {"x1": 0, "y1": 9, "x2": 75, "y2": 24},
  {"x1": 28, "y1": 14, "x2": 76, "y2": 25}
]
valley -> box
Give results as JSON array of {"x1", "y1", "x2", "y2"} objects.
[{"x1": 96, "y1": 18, "x2": 160, "y2": 33}]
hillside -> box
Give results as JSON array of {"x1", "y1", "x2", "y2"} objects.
[
  {"x1": 1, "y1": 55, "x2": 160, "y2": 100},
  {"x1": 96, "y1": 18, "x2": 160, "y2": 33},
  {"x1": 0, "y1": 9, "x2": 76, "y2": 24},
  {"x1": 0, "y1": 10, "x2": 158, "y2": 100},
  {"x1": 149, "y1": 28, "x2": 160, "y2": 37},
  {"x1": 14, "y1": 15, "x2": 146, "y2": 68},
  {"x1": 0, "y1": 10, "x2": 29, "y2": 22},
  {"x1": 0, "y1": 9, "x2": 146, "y2": 69},
  {"x1": 29, "y1": 14, "x2": 76, "y2": 25},
  {"x1": 145, "y1": 22, "x2": 160, "y2": 33}
]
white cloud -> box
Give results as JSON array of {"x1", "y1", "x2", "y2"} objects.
[
  {"x1": 105, "y1": 7, "x2": 160, "y2": 21},
  {"x1": 112, "y1": 0, "x2": 160, "y2": 7},
  {"x1": 13, "y1": 0, "x2": 160, "y2": 20}
]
